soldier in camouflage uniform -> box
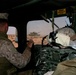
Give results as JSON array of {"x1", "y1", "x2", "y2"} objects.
[
  {"x1": 52, "y1": 27, "x2": 76, "y2": 75},
  {"x1": 0, "y1": 13, "x2": 34, "y2": 75}
]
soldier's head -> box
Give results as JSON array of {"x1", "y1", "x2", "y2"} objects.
[{"x1": 0, "y1": 13, "x2": 8, "y2": 33}]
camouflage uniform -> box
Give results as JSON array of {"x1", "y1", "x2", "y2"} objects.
[{"x1": 0, "y1": 32, "x2": 31, "y2": 75}]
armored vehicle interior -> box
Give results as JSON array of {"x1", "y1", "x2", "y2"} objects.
[{"x1": 0, "y1": 0, "x2": 76, "y2": 75}]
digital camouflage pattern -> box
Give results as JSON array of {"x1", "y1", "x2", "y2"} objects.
[
  {"x1": 0, "y1": 32, "x2": 31, "y2": 75},
  {"x1": 0, "y1": 39, "x2": 31, "y2": 68}
]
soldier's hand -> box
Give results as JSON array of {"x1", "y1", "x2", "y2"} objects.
[{"x1": 27, "y1": 39, "x2": 34, "y2": 49}]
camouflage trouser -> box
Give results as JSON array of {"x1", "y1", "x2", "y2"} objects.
[{"x1": 52, "y1": 59, "x2": 76, "y2": 75}]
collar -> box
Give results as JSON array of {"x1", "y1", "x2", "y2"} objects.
[{"x1": 0, "y1": 32, "x2": 8, "y2": 40}]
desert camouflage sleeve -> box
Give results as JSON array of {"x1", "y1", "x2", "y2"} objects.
[{"x1": 0, "y1": 40, "x2": 31, "y2": 68}]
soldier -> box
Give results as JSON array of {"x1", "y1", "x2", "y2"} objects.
[
  {"x1": 52, "y1": 27, "x2": 76, "y2": 75},
  {"x1": 0, "y1": 13, "x2": 34, "y2": 75}
]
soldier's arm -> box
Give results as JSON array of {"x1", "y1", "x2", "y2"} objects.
[{"x1": 0, "y1": 40, "x2": 33, "y2": 69}]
